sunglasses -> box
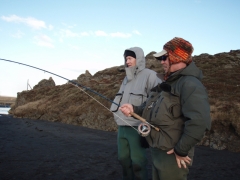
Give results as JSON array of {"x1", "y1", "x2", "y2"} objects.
[{"x1": 155, "y1": 55, "x2": 168, "y2": 61}]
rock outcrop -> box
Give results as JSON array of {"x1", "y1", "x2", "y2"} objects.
[
  {"x1": 33, "y1": 77, "x2": 55, "y2": 89},
  {"x1": 9, "y1": 50, "x2": 240, "y2": 152}
]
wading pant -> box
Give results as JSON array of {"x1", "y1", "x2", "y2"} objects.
[
  {"x1": 151, "y1": 147, "x2": 189, "y2": 180},
  {"x1": 118, "y1": 126, "x2": 148, "y2": 180}
]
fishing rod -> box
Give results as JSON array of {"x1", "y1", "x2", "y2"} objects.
[
  {"x1": 0, "y1": 58, "x2": 160, "y2": 132},
  {"x1": 0, "y1": 58, "x2": 118, "y2": 106}
]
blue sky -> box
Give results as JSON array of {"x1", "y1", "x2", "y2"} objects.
[{"x1": 0, "y1": 0, "x2": 239, "y2": 97}]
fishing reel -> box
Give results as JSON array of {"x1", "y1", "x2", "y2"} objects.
[{"x1": 138, "y1": 123, "x2": 151, "y2": 137}]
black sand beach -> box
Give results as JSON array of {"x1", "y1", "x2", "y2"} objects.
[{"x1": 0, "y1": 114, "x2": 240, "y2": 180}]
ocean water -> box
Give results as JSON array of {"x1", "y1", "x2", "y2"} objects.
[{"x1": 0, "y1": 107, "x2": 10, "y2": 115}]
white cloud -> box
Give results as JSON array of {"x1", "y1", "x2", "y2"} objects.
[
  {"x1": 110, "y1": 32, "x2": 131, "y2": 38},
  {"x1": 132, "y1": 30, "x2": 141, "y2": 35},
  {"x1": 59, "y1": 29, "x2": 90, "y2": 38},
  {"x1": 95, "y1": 30, "x2": 108, "y2": 36},
  {"x1": 61, "y1": 22, "x2": 77, "y2": 29},
  {"x1": 11, "y1": 30, "x2": 25, "y2": 38},
  {"x1": 48, "y1": 25, "x2": 54, "y2": 30},
  {"x1": 60, "y1": 29, "x2": 80, "y2": 37},
  {"x1": 34, "y1": 34, "x2": 54, "y2": 48},
  {"x1": 80, "y1": 32, "x2": 90, "y2": 36},
  {"x1": 1, "y1": 15, "x2": 53, "y2": 30},
  {"x1": 94, "y1": 31, "x2": 132, "y2": 38},
  {"x1": 57, "y1": 28, "x2": 133, "y2": 39}
]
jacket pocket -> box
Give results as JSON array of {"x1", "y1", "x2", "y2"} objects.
[
  {"x1": 129, "y1": 90, "x2": 147, "y2": 106},
  {"x1": 168, "y1": 103, "x2": 181, "y2": 118},
  {"x1": 110, "y1": 93, "x2": 123, "y2": 112},
  {"x1": 151, "y1": 92, "x2": 181, "y2": 126}
]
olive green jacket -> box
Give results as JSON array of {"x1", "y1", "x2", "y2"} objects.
[{"x1": 134, "y1": 62, "x2": 211, "y2": 156}]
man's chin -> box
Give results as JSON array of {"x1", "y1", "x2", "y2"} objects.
[{"x1": 163, "y1": 68, "x2": 168, "y2": 73}]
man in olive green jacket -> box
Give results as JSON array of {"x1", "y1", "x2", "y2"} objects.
[{"x1": 120, "y1": 37, "x2": 211, "y2": 180}]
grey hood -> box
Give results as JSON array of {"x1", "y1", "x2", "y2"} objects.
[{"x1": 124, "y1": 47, "x2": 145, "y2": 82}]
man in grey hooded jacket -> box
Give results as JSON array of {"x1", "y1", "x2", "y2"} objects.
[{"x1": 110, "y1": 47, "x2": 160, "y2": 180}]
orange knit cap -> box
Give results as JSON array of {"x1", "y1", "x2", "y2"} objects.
[{"x1": 163, "y1": 37, "x2": 194, "y2": 65}]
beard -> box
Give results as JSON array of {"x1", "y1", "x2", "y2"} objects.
[{"x1": 163, "y1": 64, "x2": 170, "y2": 74}]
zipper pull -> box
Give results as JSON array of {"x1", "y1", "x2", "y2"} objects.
[{"x1": 147, "y1": 102, "x2": 154, "y2": 110}]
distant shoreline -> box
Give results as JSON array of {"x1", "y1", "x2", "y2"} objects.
[
  {"x1": 0, "y1": 107, "x2": 11, "y2": 115},
  {"x1": 0, "y1": 105, "x2": 11, "y2": 107}
]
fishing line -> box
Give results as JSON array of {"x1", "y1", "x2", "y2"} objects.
[
  {"x1": 71, "y1": 83, "x2": 138, "y2": 131},
  {"x1": 0, "y1": 58, "x2": 142, "y2": 131},
  {"x1": 74, "y1": 81, "x2": 155, "y2": 136},
  {"x1": 73, "y1": 81, "x2": 157, "y2": 135}
]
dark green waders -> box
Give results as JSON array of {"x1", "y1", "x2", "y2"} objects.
[
  {"x1": 151, "y1": 147, "x2": 189, "y2": 180},
  {"x1": 118, "y1": 126, "x2": 148, "y2": 180}
]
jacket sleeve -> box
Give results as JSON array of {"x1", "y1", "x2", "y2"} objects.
[
  {"x1": 174, "y1": 78, "x2": 211, "y2": 157},
  {"x1": 132, "y1": 101, "x2": 147, "y2": 116},
  {"x1": 146, "y1": 71, "x2": 161, "y2": 95}
]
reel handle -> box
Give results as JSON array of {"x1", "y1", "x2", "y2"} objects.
[{"x1": 130, "y1": 112, "x2": 160, "y2": 131}]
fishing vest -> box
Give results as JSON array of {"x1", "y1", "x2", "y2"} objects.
[{"x1": 142, "y1": 77, "x2": 185, "y2": 150}]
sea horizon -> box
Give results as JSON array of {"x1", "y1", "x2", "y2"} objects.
[{"x1": 0, "y1": 107, "x2": 10, "y2": 115}]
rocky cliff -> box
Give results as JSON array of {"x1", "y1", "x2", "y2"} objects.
[{"x1": 9, "y1": 50, "x2": 240, "y2": 152}]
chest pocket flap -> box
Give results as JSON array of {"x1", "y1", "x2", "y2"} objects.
[
  {"x1": 129, "y1": 90, "x2": 147, "y2": 106},
  {"x1": 152, "y1": 91, "x2": 182, "y2": 125}
]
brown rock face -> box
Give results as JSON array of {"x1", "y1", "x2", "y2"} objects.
[
  {"x1": 9, "y1": 50, "x2": 240, "y2": 152},
  {"x1": 33, "y1": 77, "x2": 55, "y2": 89}
]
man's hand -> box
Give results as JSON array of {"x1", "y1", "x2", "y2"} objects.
[
  {"x1": 119, "y1": 104, "x2": 133, "y2": 117},
  {"x1": 167, "y1": 149, "x2": 191, "y2": 168}
]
